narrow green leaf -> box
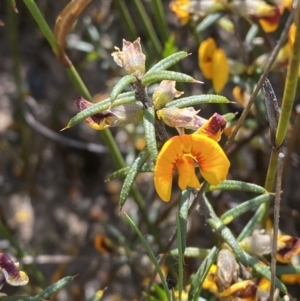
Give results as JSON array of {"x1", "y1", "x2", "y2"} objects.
[
  {"x1": 149, "y1": 283, "x2": 169, "y2": 300},
  {"x1": 195, "y1": 12, "x2": 224, "y2": 33},
  {"x1": 37, "y1": 276, "x2": 74, "y2": 299},
  {"x1": 245, "y1": 24, "x2": 259, "y2": 47},
  {"x1": 237, "y1": 205, "x2": 266, "y2": 242},
  {"x1": 223, "y1": 112, "x2": 236, "y2": 122},
  {"x1": 208, "y1": 216, "x2": 247, "y2": 265},
  {"x1": 165, "y1": 94, "x2": 230, "y2": 108},
  {"x1": 188, "y1": 246, "x2": 218, "y2": 301},
  {"x1": 106, "y1": 163, "x2": 154, "y2": 181},
  {"x1": 276, "y1": 265, "x2": 300, "y2": 275},
  {"x1": 170, "y1": 247, "x2": 210, "y2": 258},
  {"x1": 119, "y1": 148, "x2": 150, "y2": 208},
  {"x1": 110, "y1": 75, "x2": 137, "y2": 102},
  {"x1": 221, "y1": 194, "x2": 273, "y2": 225},
  {"x1": 178, "y1": 189, "x2": 190, "y2": 254},
  {"x1": 142, "y1": 71, "x2": 199, "y2": 86},
  {"x1": 204, "y1": 197, "x2": 247, "y2": 265},
  {"x1": 143, "y1": 107, "x2": 158, "y2": 161},
  {"x1": 124, "y1": 213, "x2": 172, "y2": 301},
  {"x1": 244, "y1": 252, "x2": 287, "y2": 293},
  {"x1": 207, "y1": 180, "x2": 268, "y2": 194},
  {"x1": 176, "y1": 214, "x2": 183, "y2": 301},
  {"x1": 145, "y1": 51, "x2": 188, "y2": 74},
  {"x1": 65, "y1": 92, "x2": 137, "y2": 128}
]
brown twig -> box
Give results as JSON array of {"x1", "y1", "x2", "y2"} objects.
[{"x1": 224, "y1": 10, "x2": 295, "y2": 153}]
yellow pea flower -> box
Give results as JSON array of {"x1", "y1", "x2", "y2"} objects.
[
  {"x1": 153, "y1": 132, "x2": 230, "y2": 202},
  {"x1": 198, "y1": 38, "x2": 216, "y2": 79},
  {"x1": 219, "y1": 280, "x2": 257, "y2": 301},
  {"x1": 257, "y1": 5, "x2": 282, "y2": 33},
  {"x1": 277, "y1": 235, "x2": 300, "y2": 264},
  {"x1": 198, "y1": 38, "x2": 229, "y2": 93},
  {"x1": 169, "y1": 0, "x2": 190, "y2": 25},
  {"x1": 229, "y1": 0, "x2": 283, "y2": 33},
  {"x1": 202, "y1": 264, "x2": 218, "y2": 293}
]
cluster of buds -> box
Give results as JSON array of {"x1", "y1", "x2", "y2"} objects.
[{"x1": 74, "y1": 38, "x2": 223, "y2": 137}]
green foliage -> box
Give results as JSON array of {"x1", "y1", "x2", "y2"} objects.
[{"x1": 6, "y1": 0, "x2": 300, "y2": 300}]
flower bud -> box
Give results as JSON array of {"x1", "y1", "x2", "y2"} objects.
[
  {"x1": 196, "y1": 113, "x2": 227, "y2": 141},
  {"x1": 75, "y1": 97, "x2": 143, "y2": 130},
  {"x1": 239, "y1": 230, "x2": 272, "y2": 256},
  {"x1": 156, "y1": 107, "x2": 206, "y2": 130},
  {"x1": 153, "y1": 80, "x2": 183, "y2": 110},
  {"x1": 0, "y1": 253, "x2": 29, "y2": 289},
  {"x1": 216, "y1": 249, "x2": 239, "y2": 291},
  {"x1": 111, "y1": 38, "x2": 146, "y2": 79}
]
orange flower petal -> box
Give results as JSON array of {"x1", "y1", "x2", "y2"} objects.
[
  {"x1": 190, "y1": 134, "x2": 230, "y2": 185},
  {"x1": 176, "y1": 156, "x2": 200, "y2": 190},
  {"x1": 289, "y1": 23, "x2": 296, "y2": 46},
  {"x1": 258, "y1": 6, "x2": 281, "y2": 33},
  {"x1": 154, "y1": 136, "x2": 185, "y2": 202},
  {"x1": 154, "y1": 134, "x2": 230, "y2": 201},
  {"x1": 212, "y1": 48, "x2": 229, "y2": 93},
  {"x1": 198, "y1": 38, "x2": 217, "y2": 79}
]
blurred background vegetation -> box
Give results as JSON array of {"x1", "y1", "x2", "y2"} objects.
[{"x1": 0, "y1": 0, "x2": 300, "y2": 300}]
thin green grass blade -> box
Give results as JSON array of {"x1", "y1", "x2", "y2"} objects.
[
  {"x1": 176, "y1": 214, "x2": 183, "y2": 301},
  {"x1": 65, "y1": 92, "x2": 137, "y2": 128},
  {"x1": 175, "y1": 189, "x2": 190, "y2": 300},
  {"x1": 106, "y1": 163, "x2": 154, "y2": 181},
  {"x1": 112, "y1": 0, "x2": 138, "y2": 40},
  {"x1": 206, "y1": 180, "x2": 268, "y2": 194},
  {"x1": 145, "y1": 51, "x2": 188, "y2": 74},
  {"x1": 220, "y1": 194, "x2": 273, "y2": 225},
  {"x1": 244, "y1": 252, "x2": 287, "y2": 293},
  {"x1": 150, "y1": 0, "x2": 169, "y2": 41},
  {"x1": 165, "y1": 94, "x2": 230, "y2": 108},
  {"x1": 124, "y1": 213, "x2": 172, "y2": 301},
  {"x1": 110, "y1": 75, "x2": 136, "y2": 102},
  {"x1": 143, "y1": 107, "x2": 158, "y2": 161},
  {"x1": 119, "y1": 148, "x2": 149, "y2": 208},
  {"x1": 148, "y1": 283, "x2": 169, "y2": 301},
  {"x1": 178, "y1": 189, "x2": 190, "y2": 254},
  {"x1": 142, "y1": 71, "x2": 199, "y2": 86},
  {"x1": 37, "y1": 276, "x2": 74, "y2": 299},
  {"x1": 188, "y1": 246, "x2": 218, "y2": 301},
  {"x1": 132, "y1": 0, "x2": 162, "y2": 56}
]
